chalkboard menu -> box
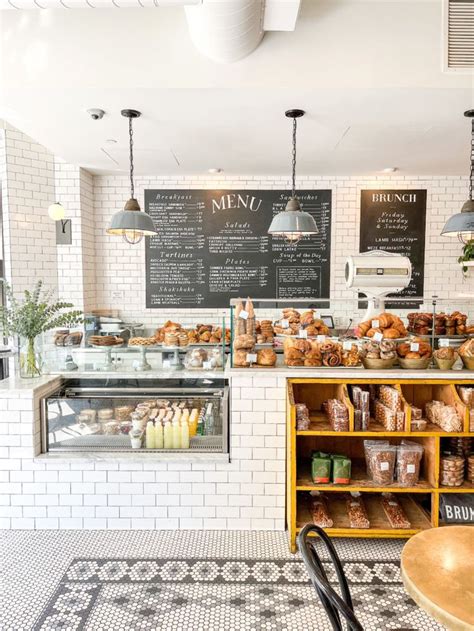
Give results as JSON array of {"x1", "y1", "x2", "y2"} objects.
[
  {"x1": 145, "y1": 189, "x2": 332, "y2": 308},
  {"x1": 360, "y1": 190, "x2": 427, "y2": 306}
]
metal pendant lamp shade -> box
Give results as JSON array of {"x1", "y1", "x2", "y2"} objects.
[
  {"x1": 441, "y1": 110, "x2": 474, "y2": 243},
  {"x1": 268, "y1": 109, "x2": 318, "y2": 243},
  {"x1": 106, "y1": 109, "x2": 157, "y2": 244}
]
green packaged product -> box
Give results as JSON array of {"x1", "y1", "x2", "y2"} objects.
[
  {"x1": 311, "y1": 452, "x2": 331, "y2": 484},
  {"x1": 331, "y1": 455, "x2": 351, "y2": 484}
]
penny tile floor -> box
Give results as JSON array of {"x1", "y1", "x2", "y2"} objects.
[{"x1": 1, "y1": 530, "x2": 446, "y2": 630}]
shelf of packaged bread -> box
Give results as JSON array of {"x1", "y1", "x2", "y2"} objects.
[
  {"x1": 438, "y1": 480, "x2": 474, "y2": 493},
  {"x1": 297, "y1": 415, "x2": 409, "y2": 436},
  {"x1": 295, "y1": 493, "x2": 432, "y2": 537},
  {"x1": 296, "y1": 459, "x2": 432, "y2": 493}
]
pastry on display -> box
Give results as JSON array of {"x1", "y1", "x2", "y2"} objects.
[
  {"x1": 234, "y1": 300, "x2": 247, "y2": 337},
  {"x1": 54, "y1": 330, "x2": 83, "y2": 346},
  {"x1": 458, "y1": 338, "x2": 474, "y2": 369},
  {"x1": 256, "y1": 320, "x2": 274, "y2": 344},
  {"x1": 341, "y1": 343, "x2": 361, "y2": 367},
  {"x1": 233, "y1": 334, "x2": 256, "y2": 351},
  {"x1": 273, "y1": 308, "x2": 330, "y2": 337},
  {"x1": 244, "y1": 298, "x2": 256, "y2": 337},
  {"x1": 187, "y1": 325, "x2": 231, "y2": 345},
  {"x1": 283, "y1": 337, "x2": 347, "y2": 367},
  {"x1": 155, "y1": 320, "x2": 183, "y2": 343},
  {"x1": 397, "y1": 338, "x2": 432, "y2": 360},
  {"x1": 407, "y1": 312, "x2": 432, "y2": 336},
  {"x1": 183, "y1": 347, "x2": 222, "y2": 370},
  {"x1": 355, "y1": 313, "x2": 408, "y2": 339},
  {"x1": 359, "y1": 339, "x2": 397, "y2": 360},
  {"x1": 256, "y1": 348, "x2": 277, "y2": 367},
  {"x1": 233, "y1": 349, "x2": 252, "y2": 368},
  {"x1": 414, "y1": 311, "x2": 469, "y2": 336},
  {"x1": 128, "y1": 336, "x2": 157, "y2": 346},
  {"x1": 89, "y1": 335, "x2": 124, "y2": 347}
]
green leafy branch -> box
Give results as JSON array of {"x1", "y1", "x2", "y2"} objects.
[
  {"x1": 0, "y1": 280, "x2": 83, "y2": 341},
  {"x1": 458, "y1": 240, "x2": 474, "y2": 278}
]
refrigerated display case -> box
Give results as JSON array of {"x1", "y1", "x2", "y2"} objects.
[{"x1": 41, "y1": 377, "x2": 228, "y2": 454}]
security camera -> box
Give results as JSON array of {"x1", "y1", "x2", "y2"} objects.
[{"x1": 87, "y1": 108, "x2": 105, "y2": 120}]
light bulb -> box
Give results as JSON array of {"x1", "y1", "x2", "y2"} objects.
[
  {"x1": 48, "y1": 202, "x2": 65, "y2": 221},
  {"x1": 123, "y1": 230, "x2": 144, "y2": 245},
  {"x1": 283, "y1": 232, "x2": 303, "y2": 245}
]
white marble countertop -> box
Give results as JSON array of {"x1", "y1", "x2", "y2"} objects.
[{"x1": 226, "y1": 365, "x2": 474, "y2": 380}]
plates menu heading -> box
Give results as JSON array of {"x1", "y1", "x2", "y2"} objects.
[
  {"x1": 360, "y1": 189, "x2": 427, "y2": 305},
  {"x1": 145, "y1": 189, "x2": 332, "y2": 308}
]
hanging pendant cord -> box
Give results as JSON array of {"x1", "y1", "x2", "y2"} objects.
[
  {"x1": 129, "y1": 116, "x2": 135, "y2": 199},
  {"x1": 291, "y1": 117, "x2": 297, "y2": 198},
  {"x1": 470, "y1": 118, "x2": 473, "y2": 201}
]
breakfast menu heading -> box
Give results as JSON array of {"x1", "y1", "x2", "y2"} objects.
[{"x1": 145, "y1": 189, "x2": 332, "y2": 308}]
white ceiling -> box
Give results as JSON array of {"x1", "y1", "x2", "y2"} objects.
[{"x1": 0, "y1": 0, "x2": 473, "y2": 176}]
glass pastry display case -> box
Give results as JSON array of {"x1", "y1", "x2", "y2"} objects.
[
  {"x1": 42, "y1": 317, "x2": 228, "y2": 374},
  {"x1": 41, "y1": 377, "x2": 229, "y2": 453},
  {"x1": 229, "y1": 297, "x2": 474, "y2": 370}
]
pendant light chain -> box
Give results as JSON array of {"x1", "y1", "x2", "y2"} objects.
[
  {"x1": 129, "y1": 116, "x2": 135, "y2": 200},
  {"x1": 470, "y1": 118, "x2": 474, "y2": 201},
  {"x1": 291, "y1": 117, "x2": 297, "y2": 198}
]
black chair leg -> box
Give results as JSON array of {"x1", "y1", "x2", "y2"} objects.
[{"x1": 297, "y1": 523, "x2": 364, "y2": 631}]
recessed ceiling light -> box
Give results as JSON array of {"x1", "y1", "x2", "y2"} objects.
[
  {"x1": 105, "y1": 139, "x2": 117, "y2": 145},
  {"x1": 208, "y1": 168, "x2": 223, "y2": 174},
  {"x1": 381, "y1": 167, "x2": 398, "y2": 173}
]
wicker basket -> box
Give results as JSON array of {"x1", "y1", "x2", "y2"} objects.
[
  {"x1": 398, "y1": 356, "x2": 432, "y2": 370},
  {"x1": 460, "y1": 356, "x2": 474, "y2": 370},
  {"x1": 362, "y1": 357, "x2": 397, "y2": 370},
  {"x1": 433, "y1": 356, "x2": 457, "y2": 370}
]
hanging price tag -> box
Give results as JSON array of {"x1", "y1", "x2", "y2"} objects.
[
  {"x1": 410, "y1": 342, "x2": 420, "y2": 352},
  {"x1": 317, "y1": 335, "x2": 326, "y2": 343},
  {"x1": 343, "y1": 340, "x2": 353, "y2": 350},
  {"x1": 371, "y1": 319, "x2": 380, "y2": 328},
  {"x1": 246, "y1": 353, "x2": 257, "y2": 363},
  {"x1": 373, "y1": 332, "x2": 383, "y2": 342},
  {"x1": 314, "y1": 312, "x2": 321, "y2": 320},
  {"x1": 281, "y1": 319, "x2": 290, "y2": 329},
  {"x1": 439, "y1": 338, "x2": 450, "y2": 347},
  {"x1": 299, "y1": 330, "x2": 308, "y2": 339},
  {"x1": 239, "y1": 310, "x2": 249, "y2": 320},
  {"x1": 162, "y1": 359, "x2": 171, "y2": 369}
]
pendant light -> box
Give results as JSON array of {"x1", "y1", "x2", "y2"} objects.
[
  {"x1": 106, "y1": 109, "x2": 157, "y2": 244},
  {"x1": 268, "y1": 109, "x2": 319, "y2": 244},
  {"x1": 441, "y1": 109, "x2": 474, "y2": 243}
]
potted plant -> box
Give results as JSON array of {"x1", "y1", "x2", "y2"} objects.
[
  {"x1": 458, "y1": 240, "x2": 474, "y2": 277},
  {"x1": 0, "y1": 280, "x2": 82, "y2": 378}
]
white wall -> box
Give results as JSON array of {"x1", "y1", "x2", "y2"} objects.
[
  {"x1": 92, "y1": 173, "x2": 473, "y2": 328},
  {"x1": 0, "y1": 123, "x2": 57, "y2": 295}
]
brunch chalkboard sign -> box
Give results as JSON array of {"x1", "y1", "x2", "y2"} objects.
[
  {"x1": 360, "y1": 190, "x2": 427, "y2": 307},
  {"x1": 145, "y1": 189, "x2": 332, "y2": 308}
]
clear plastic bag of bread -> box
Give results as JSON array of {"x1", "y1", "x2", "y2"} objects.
[
  {"x1": 295, "y1": 403, "x2": 310, "y2": 430},
  {"x1": 397, "y1": 440, "x2": 424, "y2": 486},
  {"x1": 309, "y1": 492, "x2": 333, "y2": 528},
  {"x1": 346, "y1": 492, "x2": 370, "y2": 529}
]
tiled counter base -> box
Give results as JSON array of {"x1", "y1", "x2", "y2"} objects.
[{"x1": 0, "y1": 373, "x2": 287, "y2": 531}]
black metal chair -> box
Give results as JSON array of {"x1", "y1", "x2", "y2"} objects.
[{"x1": 297, "y1": 524, "x2": 364, "y2": 631}]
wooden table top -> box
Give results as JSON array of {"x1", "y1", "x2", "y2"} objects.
[{"x1": 401, "y1": 526, "x2": 474, "y2": 631}]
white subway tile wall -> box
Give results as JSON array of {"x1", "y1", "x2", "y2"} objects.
[
  {"x1": 90, "y1": 174, "x2": 472, "y2": 328},
  {"x1": 0, "y1": 375, "x2": 287, "y2": 530},
  {"x1": 0, "y1": 124, "x2": 58, "y2": 295}
]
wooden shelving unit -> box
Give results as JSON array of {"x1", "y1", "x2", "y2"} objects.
[{"x1": 286, "y1": 377, "x2": 473, "y2": 552}]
